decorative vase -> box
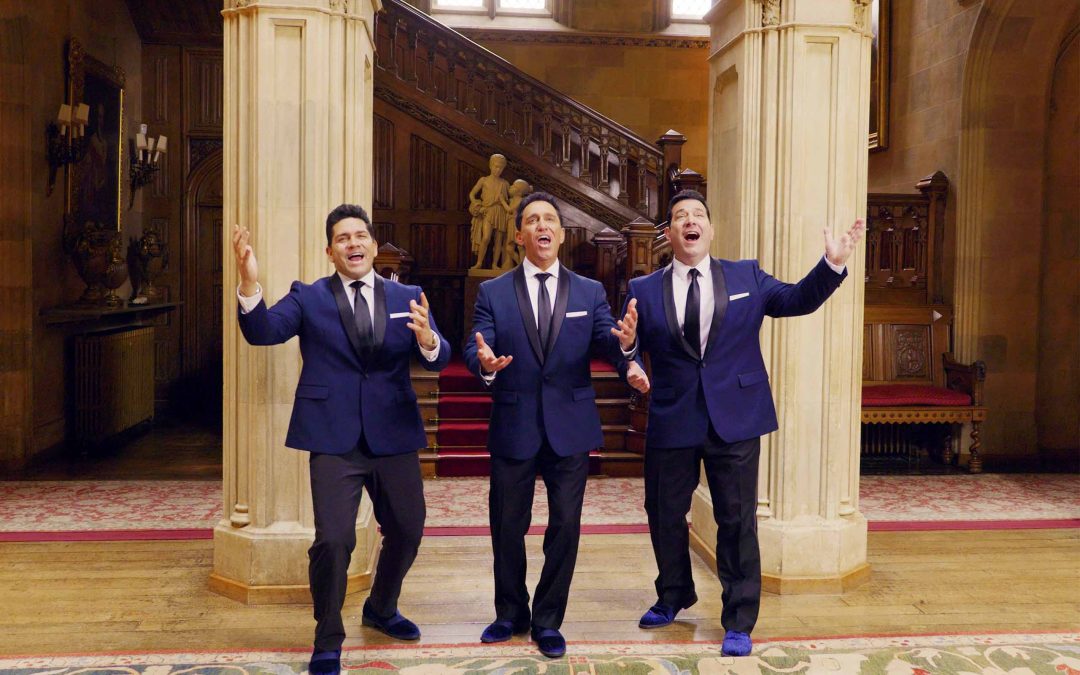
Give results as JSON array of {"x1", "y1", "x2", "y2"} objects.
[
  {"x1": 102, "y1": 234, "x2": 128, "y2": 308},
  {"x1": 130, "y1": 226, "x2": 167, "y2": 304},
  {"x1": 66, "y1": 217, "x2": 116, "y2": 307}
]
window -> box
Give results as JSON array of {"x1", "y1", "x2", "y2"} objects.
[
  {"x1": 433, "y1": 0, "x2": 550, "y2": 14},
  {"x1": 672, "y1": 0, "x2": 709, "y2": 20}
]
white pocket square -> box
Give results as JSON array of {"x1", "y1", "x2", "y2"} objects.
[
  {"x1": 565, "y1": 310, "x2": 588, "y2": 318},
  {"x1": 389, "y1": 311, "x2": 410, "y2": 319},
  {"x1": 728, "y1": 292, "x2": 750, "y2": 301}
]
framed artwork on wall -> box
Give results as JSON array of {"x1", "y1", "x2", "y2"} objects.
[
  {"x1": 66, "y1": 39, "x2": 125, "y2": 232},
  {"x1": 869, "y1": 0, "x2": 890, "y2": 151}
]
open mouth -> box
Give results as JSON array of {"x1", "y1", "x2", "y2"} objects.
[
  {"x1": 684, "y1": 231, "x2": 700, "y2": 242},
  {"x1": 348, "y1": 252, "x2": 366, "y2": 262},
  {"x1": 537, "y1": 234, "x2": 552, "y2": 245}
]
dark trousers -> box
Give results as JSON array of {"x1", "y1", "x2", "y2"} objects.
[
  {"x1": 644, "y1": 430, "x2": 761, "y2": 634},
  {"x1": 308, "y1": 442, "x2": 425, "y2": 651},
  {"x1": 489, "y1": 442, "x2": 589, "y2": 630}
]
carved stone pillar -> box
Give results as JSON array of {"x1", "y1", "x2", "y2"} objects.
[
  {"x1": 693, "y1": 0, "x2": 871, "y2": 593},
  {"x1": 213, "y1": 0, "x2": 383, "y2": 604}
]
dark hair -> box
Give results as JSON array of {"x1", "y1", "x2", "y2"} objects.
[
  {"x1": 325, "y1": 204, "x2": 373, "y2": 245},
  {"x1": 515, "y1": 191, "x2": 562, "y2": 230},
  {"x1": 667, "y1": 189, "x2": 710, "y2": 224}
]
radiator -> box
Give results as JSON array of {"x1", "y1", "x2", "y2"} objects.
[{"x1": 73, "y1": 326, "x2": 155, "y2": 444}]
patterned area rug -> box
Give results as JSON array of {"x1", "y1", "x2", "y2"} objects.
[
  {"x1": 1, "y1": 474, "x2": 1077, "y2": 540},
  {"x1": 2, "y1": 634, "x2": 1078, "y2": 673}
]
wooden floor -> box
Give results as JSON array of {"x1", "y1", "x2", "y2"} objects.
[{"x1": 1, "y1": 528, "x2": 1077, "y2": 654}]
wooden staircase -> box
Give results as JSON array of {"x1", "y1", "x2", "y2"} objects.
[
  {"x1": 374, "y1": 1, "x2": 706, "y2": 478},
  {"x1": 411, "y1": 360, "x2": 641, "y2": 478}
]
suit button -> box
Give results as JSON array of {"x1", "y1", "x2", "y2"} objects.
[
  {"x1": 699, "y1": 361, "x2": 706, "y2": 369},
  {"x1": 543, "y1": 375, "x2": 551, "y2": 383}
]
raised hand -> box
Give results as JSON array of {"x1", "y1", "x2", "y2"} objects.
[
  {"x1": 407, "y1": 292, "x2": 438, "y2": 350},
  {"x1": 627, "y1": 360, "x2": 650, "y2": 394},
  {"x1": 232, "y1": 224, "x2": 259, "y2": 296},
  {"x1": 475, "y1": 332, "x2": 513, "y2": 375},
  {"x1": 611, "y1": 297, "x2": 639, "y2": 351},
  {"x1": 824, "y1": 219, "x2": 865, "y2": 267}
]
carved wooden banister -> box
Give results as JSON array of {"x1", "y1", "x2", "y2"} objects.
[{"x1": 375, "y1": 0, "x2": 667, "y2": 227}]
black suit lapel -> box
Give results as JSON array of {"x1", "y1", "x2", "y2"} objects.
[
  {"x1": 662, "y1": 265, "x2": 701, "y2": 361},
  {"x1": 703, "y1": 258, "x2": 728, "y2": 359},
  {"x1": 545, "y1": 265, "x2": 572, "y2": 357},
  {"x1": 372, "y1": 274, "x2": 387, "y2": 354},
  {"x1": 329, "y1": 274, "x2": 364, "y2": 361},
  {"x1": 513, "y1": 265, "x2": 545, "y2": 365}
]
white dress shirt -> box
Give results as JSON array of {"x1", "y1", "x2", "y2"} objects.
[
  {"x1": 671, "y1": 256, "x2": 716, "y2": 356},
  {"x1": 521, "y1": 257, "x2": 559, "y2": 329},
  {"x1": 481, "y1": 259, "x2": 559, "y2": 383},
  {"x1": 237, "y1": 270, "x2": 440, "y2": 360}
]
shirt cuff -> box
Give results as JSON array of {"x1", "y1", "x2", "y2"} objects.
[
  {"x1": 237, "y1": 283, "x2": 263, "y2": 314},
  {"x1": 621, "y1": 340, "x2": 638, "y2": 360},
  {"x1": 481, "y1": 370, "x2": 496, "y2": 385},
  {"x1": 823, "y1": 256, "x2": 846, "y2": 275},
  {"x1": 418, "y1": 340, "x2": 441, "y2": 362}
]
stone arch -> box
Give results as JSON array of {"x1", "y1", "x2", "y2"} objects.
[{"x1": 953, "y1": 0, "x2": 1079, "y2": 454}]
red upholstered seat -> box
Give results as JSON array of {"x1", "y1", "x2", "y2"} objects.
[{"x1": 861, "y1": 384, "x2": 972, "y2": 407}]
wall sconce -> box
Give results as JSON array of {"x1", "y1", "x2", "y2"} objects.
[
  {"x1": 46, "y1": 102, "x2": 90, "y2": 195},
  {"x1": 128, "y1": 123, "x2": 167, "y2": 209}
]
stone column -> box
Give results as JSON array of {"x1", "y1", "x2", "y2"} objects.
[
  {"x1": 212, "y1": 0, "x2": 383, "y2": 604},
  {"x1": 691, "y1": 0, "x2": 870, "y2": 593}
]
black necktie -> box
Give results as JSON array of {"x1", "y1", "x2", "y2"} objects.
[
  {"x1": 351, "y1": 280, "x2": 374, "y2": 356},
  {"x1": 684, "y1": 268, "x2": 701, "y2": 358},
  {"x1": 536, "y1": 272, "x2": 553, "y2": 352}
]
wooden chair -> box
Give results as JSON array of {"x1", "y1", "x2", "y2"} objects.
[{"x1": 862, "y1": 305, "x2": 988, "y2": 472}]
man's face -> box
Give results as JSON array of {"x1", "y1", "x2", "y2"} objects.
[
  {"x1": 490, "y1": 158, "x2": 506, "y2": 177},
  {"x1": 665, "y1": 198, "x2": 714, "y2": 266},
  {"x1": 516, "y1": 200, "x2": 564, "y2": 270},
  {"x1": 326, "y1": 217, "x2": 377, "y2": 280}
]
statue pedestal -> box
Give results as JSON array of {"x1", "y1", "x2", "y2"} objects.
[{"x1": 463, "y1": 267, "x2": 505, "y2": 343}]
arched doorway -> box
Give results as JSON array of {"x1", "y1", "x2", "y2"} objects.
[
  {"x1": 954, "y1": 0, "x2": 1079, "y2": 461},
  {"x1": 181, "y1": 150, "x2": 224, "y2": 424}
]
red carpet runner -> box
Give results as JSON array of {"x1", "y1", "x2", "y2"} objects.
[{"x1": 434, "y1": 357, "x2": 616, "y2": 477}]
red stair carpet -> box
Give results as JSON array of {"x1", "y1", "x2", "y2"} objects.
[{"x1": 434, "y1": 357, "x2": 616, "y2": 477}]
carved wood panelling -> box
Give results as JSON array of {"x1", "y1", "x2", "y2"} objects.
[
  {"x1": 412, "y1": 223, "x2": 451, "y2": 270},
  {"x1": 888, "y1": 325, "x2": 931, "y2": 381},
  {"x1": 372, "y1": 222, "x2": 395, "y2": 246},
  {"x1": 457, "y1": 160, "x2": 483, "y2": 214},
  {"x1": 184, "y1": 49, "x2": 223, "y2": 135},
  {"x1": 863, "y1": 323, "x2": 875, "y2": 380},
  {"x1": 409, "y1": 134, "x2": 447, "y2": 210},
  {"x1": 373, "y1": 115, "x2": 395, "y2": 209},
  {"x1": 153, "y1": 55, "x2": 170, "y2": 123}
]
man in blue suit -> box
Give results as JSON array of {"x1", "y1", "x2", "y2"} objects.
[
  {"x1": 623, "y1": 190, "x2": 863, "y2": 657},
  {"x1": 464, "y1": 192, "x2": 649, "y2": 658},
  {"x1": 232, "y1": 204, "x2": 450, "y2": 675}
]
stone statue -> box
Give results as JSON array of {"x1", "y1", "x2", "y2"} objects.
[
  {"x1": 496, "y1": 178, "x2": 532, "y2": 270},
  {"x1": 468, "y1": 154, "x2": 510, "y2": 270}
]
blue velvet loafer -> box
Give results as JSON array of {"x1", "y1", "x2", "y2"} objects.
[
  {"x1": 308, "y1": 649, "x2": 341, "y2": 675},
  {"x1": 638, "y1": 603, "x2": 677, "y2": 629},
  {"x1": 480, "y1": 619, "x2": 530, "y2": 643},
  {"x1": 721, "y1": 630, "x2": 752, "y2": 656},
  {"x1": 361, "y1": 602, "x2": 421, "y2": 641},
  {"x1": 531, "y1": 627, "x2": 566, "y2": 658}
]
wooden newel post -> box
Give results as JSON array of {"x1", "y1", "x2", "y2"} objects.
[
  {"x1": 620, "y1": 217, "x2": 660, "y2": 454},
  {"x1": 655, "y1": 129, "x2": 686, "y2": 220},
  {"x1": 591, "y1": 227, "x2": 623, "y2": 313},
  {"x1": 375, "y1": 242, "x2": 413, "y2": 283}
]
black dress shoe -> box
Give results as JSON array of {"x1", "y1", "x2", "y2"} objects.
[
  {"x1": 480, "y1": 618, "x2": 530, "y2": 643},
  {"x1": 361, "y1": 602, "x2": 421, "y2": 640},
  {"x1": 308, "y1": 649, "x2": 341, "y2": 675},
  {"x1": 531, "y1": 627, "x2": 566, "y2": 658}
]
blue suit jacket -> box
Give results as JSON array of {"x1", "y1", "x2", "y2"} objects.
[
  {"x1": 625, "y1": 256, "x2": 846, "y2": 448},
  {"x1": 237, "y1": 274, "x2": 450, "y2": 455},
  {"x1": 464, "y1": 264, "x2": 628, "y2": 459}
]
